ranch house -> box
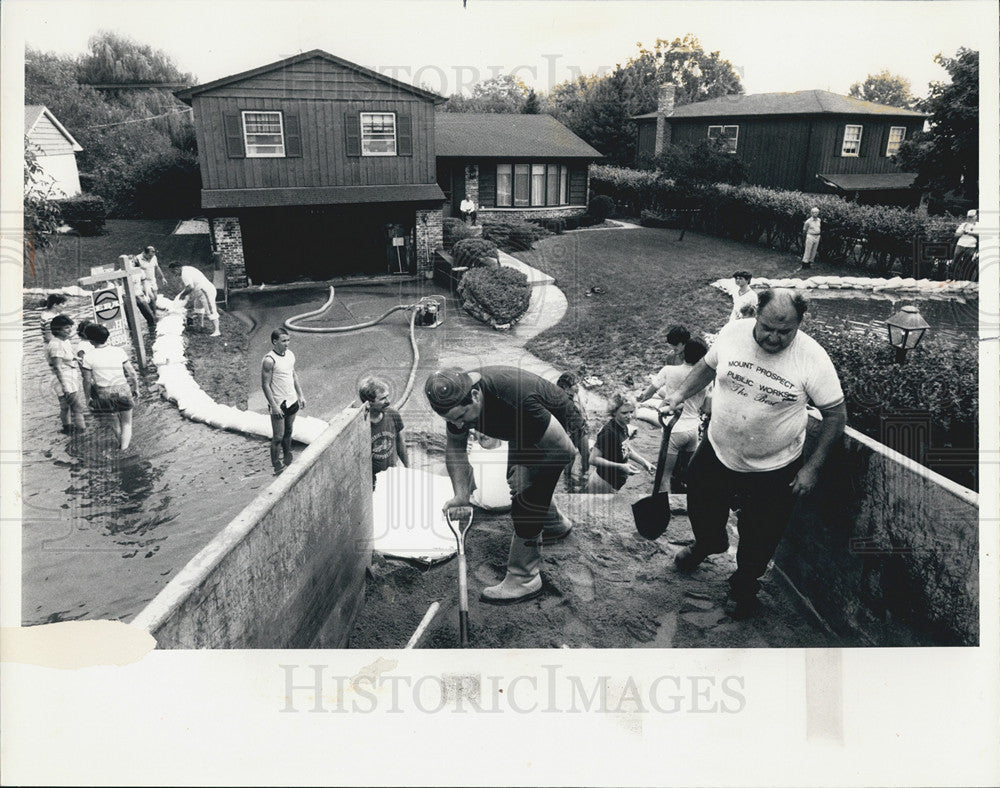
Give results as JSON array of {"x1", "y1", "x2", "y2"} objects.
[{"x1": 634, "y1": 87, "x2": 927, "y2": 204}]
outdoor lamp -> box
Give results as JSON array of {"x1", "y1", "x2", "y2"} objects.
[{"x1": 886, "y1": 304, "x2": 930, "y2": 364}]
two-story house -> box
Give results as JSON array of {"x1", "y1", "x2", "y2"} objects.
[
  {"x1": 176, "y1": 50, "x2": 447, "y2": 287},
  {"x1": 634, "y1": 86, "x2": 927, "y2": 204}
]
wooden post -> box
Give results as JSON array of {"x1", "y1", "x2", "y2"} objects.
[{"x1": 78, "y1": 264, "x2": 149, "y2": 370}]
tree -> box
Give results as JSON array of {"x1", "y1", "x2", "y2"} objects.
[
  {"x1": 546, "y1": 35, "x2": 743, "y2": 165},
  {"x1": 648, "y1": 139, "x2": 747, "y2": 187},
  {"x1": 894, "y1": 49, "x2": 978, "y2": 210},
  {"x1": 522, "y1": 89, "x2": 540, "y2": 114},
  {"x1": 849, "y1": 69, "x2": 916, "y2": 108},
  {"x1": 23, "y1": 139, "x2": 63, "y2": 263},
  {"x1": 441, "y1": 74, "x2": 530, "y2": 113}
]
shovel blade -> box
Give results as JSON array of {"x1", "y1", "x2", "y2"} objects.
[{"x1": 631, "y1": 492, "x2": 672, "y2": 540}]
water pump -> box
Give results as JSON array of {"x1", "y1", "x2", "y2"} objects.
[{"x1": 416, "y1": 296, "x2": 445, "y2": 328}]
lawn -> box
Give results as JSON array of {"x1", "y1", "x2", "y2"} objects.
[{"x1": 515, "y1": 225, "x2": 859, "y2": 392}]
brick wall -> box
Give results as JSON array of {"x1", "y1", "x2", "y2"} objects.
[
  {"x1": 415, "y1": 207, "x2": 443, "y2": 276},
  {"x1": 210, "y1": 217, "x2": 248, "y2": 290},
  {"x1": 130, "y1": 408, "x2": 373, "y2": 648},
  {"x1": 463, "y1": 163, "x2": 479, "y2": 206}
]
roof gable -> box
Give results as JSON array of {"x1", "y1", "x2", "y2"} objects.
[
  {"x1": 25, "y1": 105, "x2": 83, "y2": 152},
  {"x1": 633, "y1": 89, "x2": 926, "y2": 120},
  {"x1": 175, "y1": 50, "x2": 445, "y2": 104},
  {"x1": 435, "y1": 113, "x2": 602, "y2": 159}
]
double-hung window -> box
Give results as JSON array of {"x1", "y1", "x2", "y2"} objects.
[
  {"x1": 885, "y1": 126, "x2": 906, "y2": 156},
  {"x1": 242, "y1": 111, "x2": 285, "y2": 157},
  {"x1": 496, "y1": 163, "x2": 570, "y2": 207},
  {"x1": 361, "y1": 112, "x2": 397, "y2": 156},
  {"x1": 707, "y1": 124, "x2": 739, "y2": 152},
  {"x1": 841, "y1": 124, "x2": 863, "y2": 156}
]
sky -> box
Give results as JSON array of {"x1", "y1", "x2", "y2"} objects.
[{"x1": 5, "y1": 0, "x2": 996, "y2": 99}]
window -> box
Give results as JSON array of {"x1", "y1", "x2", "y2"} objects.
[
  {"x1": 496, "y1": 164, "x2": 512, "y2": 206},
  {"x1": 361, "y1": 112, "x2": 396, "y2": 156},
  {"x1": 496, "y1": 163, "x2": 571, "y2": 207},
  {"x1": 841, "y1": 124, "x2": 862, "y2": 156},
  {"x1": 531, "y1": 164, "x2": 546, "y2": 206},
  {"x1": 513, "y1": 164, "x2": 530, "y2": 207},
  {"x1": 885, "y1": 126, "x2": 906, "y2": 156},
  {"x1": 707, "y1": 125, "x2": 739, "y2": 152},
  {"x1": 242, "y1": 111, "x2": 285, "y2": 157}
]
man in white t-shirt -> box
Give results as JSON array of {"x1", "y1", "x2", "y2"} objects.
[
  {"x1": 170, "y1": 263, "x2": 221, "y2": 336},
  {"x1": 952, "y1": 209, "x2": 978, "y2": 277},
  {"x1": 729, "y1": 270, "x2": 759, "y2": 322},
  {"x1": 661, "y1": 288, "x2": 846, "y2": 619},
  {"x1": 459, "y1": 194, "x2": 477, "y2": 225}
]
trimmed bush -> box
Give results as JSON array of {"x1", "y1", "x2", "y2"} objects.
[
  {"x1": 443, "y1": 217, "x2": 476, "y2": 250},
  {"x1": 452, "y1": 237, "x2": 499, "y2": 268},
  {"x1": 564, "y1": 215, "x2": 580, "y2": 231},
  {"x1": 482, "y1": 219, "x2": 552, "y2": 252},
  {"x1": 587, "y1": 194, "x2": 615, "y2": 222},
  {"x1": 457, "y1": 265, "x2": 532, "y2": 328},
  {"x1": 589, "y1": 164, "x2": 958, "y2": 275},
  {"x1": 528, "y1": 217, "x2": 567, "y2": 235},
  {"x1": 55, "y1": 193, "x2": 107, "y2": 236}
]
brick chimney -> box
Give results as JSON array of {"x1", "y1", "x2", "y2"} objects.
[{"x1": 654, "y1": 84, "x2": 676, "y2": 156}]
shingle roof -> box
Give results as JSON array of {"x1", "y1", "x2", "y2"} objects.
[
  {"x1": 633, "y1": 90, "x2": 926, "y2": 120},
  {"x1": 24, "y1": 104, "x2": 84, "y2": 151},
  {"x1": 435, "y1": 113, "x2": 602, "y2": 158},
  {"x1": 817, "y1": 172, "x2": 918, "y2": 191},
  {"x1": 176, "y1": 50, "x2": 445, "y2": 105}
]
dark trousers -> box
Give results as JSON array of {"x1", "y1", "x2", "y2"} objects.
[
  {"x1": 686, "y1": 439, "x2": 802, "y2": 599},
  {"x1": 507, "y1": 460, "x2": 564, "y2": 539},
  {"x1": 269, "y1": 403, "x2": 298, "y2": 470}
]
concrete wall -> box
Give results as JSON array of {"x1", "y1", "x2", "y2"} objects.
[
  {"x1": 130, "y1": 407, "x2": 372, "y2": 649},
  {"x1": 776, "y1": 418, "x2": 979, "y2": 646}
]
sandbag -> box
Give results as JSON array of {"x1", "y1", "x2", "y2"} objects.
[
  {"x1": 469, "y1": 439, "x2": 512, "y2": 511},
  {"x1": 372, "y1": 466, "x2": 458, "y2": 564}
]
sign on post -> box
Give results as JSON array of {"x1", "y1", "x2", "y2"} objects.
[
  {"x1": 90, "y1": 284, "x2": 130, "y2": 349},
  {"x1": 78, "y1": 260, "x2": 148, "y2": 369}
]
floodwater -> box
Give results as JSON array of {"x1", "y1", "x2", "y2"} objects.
[
  {"x1": 803, "y1": 292, "x2": 980, "y2": 342},
  {"x1": 20, "y1": 295, "x2": 272, "y2": 626}
]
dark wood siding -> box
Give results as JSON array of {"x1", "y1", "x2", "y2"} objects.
[
  {"x1": 192, "y1": 57, "x2": 436, "y2": 191},
  {"x1": 636, "y1": 120, "x2": 656, "y2": 160},
  {"x1": 669, "y1": 114, "x2": 924, "y2": 192}
]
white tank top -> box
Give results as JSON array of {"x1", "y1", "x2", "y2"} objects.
[{"x1": 264, "y1": 349, "x2": 297, "y2": 406}]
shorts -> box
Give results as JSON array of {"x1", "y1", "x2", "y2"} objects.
[
  {"x1": 90, "y1": 384, "x2": 134, "y2": 413},
  {"x1": 270, "y1": 399, "x2": 300, "y2": 418},
  {"x1": 668, "y1": 426, "x2": 700, "y2": 454}
]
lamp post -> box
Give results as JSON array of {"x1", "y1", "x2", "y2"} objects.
[{"x1": 886, "y1": 304, "x2": 930, "y2": 364}]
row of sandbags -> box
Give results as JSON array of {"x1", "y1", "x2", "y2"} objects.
[
  {"x1": 152, "y1": 296, "x2": 328, "y2": 444},
  {"x1": 712, "y1": 275, "x2": 978, "y2": 294}
]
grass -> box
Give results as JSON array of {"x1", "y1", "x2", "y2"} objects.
[
  {"x1": 25, "y1": 219, "x2": 252, "y2": 407},
  {"x1": 516, "y1": 225, "x2": 859, "y2": 392}
]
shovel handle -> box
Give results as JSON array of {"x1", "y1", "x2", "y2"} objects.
[{"x1": 457, "y1": 553, "x2": 469, "y2": 647}]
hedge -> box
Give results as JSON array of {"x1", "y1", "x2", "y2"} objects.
[
  {"x1": 452, "y1": 237, "x2": 499, "y2": 268},
  {"x1": 443, "y1": 217, "x2": 477, "y2": 250},
  {"x1": 54, "y1": 193, "x2": 107, "y2": 236},
  {"x1": 590, "y1": 165, "x2": 959, "y2": 276},
  {"x1": 457, "y1": 265, "x2": 532, "y2": 328},
  {"x1": 481, "y1": 219, "x2": 551, "y2": 252},
  {"x1": 807, "y1": 321, "x2": 978, "y2": 490}
]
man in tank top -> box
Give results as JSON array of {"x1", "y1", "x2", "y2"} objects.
[{"x1": 261, "y1": 328, "x2": 305, "y2": 474}]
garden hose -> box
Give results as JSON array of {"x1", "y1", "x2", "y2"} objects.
[{"x1": 282, "y1": 287, "x2": 441, "y2": 409}]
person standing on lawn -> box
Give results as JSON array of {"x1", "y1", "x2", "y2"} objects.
[
  {"x1": 425, "y1": 366, "x2": 577, "y2": 604},
  {"x1": 729, "y1": 271, "x2": 759, "y2": 323},
  {"x1": 170, "y1": 263, "x2": 221, "y2": 336},
  {"x1": 261, "y1": 328, "x2": 305, "y2": 475},
  {"x1": 801, "y1": 207, "x2": 822, "y2": 269},
  {"x1": 80, "y1": 324, "x2": 140, "y2": 451},
  {"x1": 660, "y1": 288, "x2": 846, "y2": 619},
  {"x1": 586, "y1": 392, "x2": 654, "y2": 493},
  {"x1": 952, "y1": 209, "x2": 978, "y2": 277}
]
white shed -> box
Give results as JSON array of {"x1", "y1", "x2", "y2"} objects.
[{"x1": 25, "y1": 105, "x2": 83, "y2": 198}]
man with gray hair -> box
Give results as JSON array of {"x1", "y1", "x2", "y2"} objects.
[
  {"x1": 660, "y1": 288, "x2": 846, "y2": 619},
  {"x1": 801, "y1": 207, "x2": 822, "y2": 269}
]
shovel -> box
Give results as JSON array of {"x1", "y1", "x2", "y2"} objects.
[
  {"x1": 631, "y1": 410, "x2": 681, "y2": 540},
  {"x1": 445, "y1": 505, "x2": 474, "y2": 647}
]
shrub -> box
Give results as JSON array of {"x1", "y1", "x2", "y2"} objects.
[
  {"x1": 443, "y1": 217, "x2": 476, "y2": 250},
  {"x1": 577, "y1": 214, "x2": 600, "y2": 228},
  {"x1": 587, "y1": 194, "x2": 615, "y2": 222},
  {"x1": 55, "y1": 193, "x2": 107, "y2": 236},
  {"x1": 118, "y1": 150, "x2": 201, "y2": 218},
  {"x1": 482, "y1": 219, "x2": 551, "y2": 252},
  {"x1": 528, "y1": 217, "x2": 566, "y2": 235},
  {"x1": 457, "y1": 265, "x2": 532, "y2": 328},
  {"x1": 564, "y1": 215, "x2": 580, "y2": 231},
  {"x1": 452, "y1": 237, "x2": 499, "y2": 268}
]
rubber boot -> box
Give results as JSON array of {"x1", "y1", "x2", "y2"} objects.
[
  {"x1": 481, "y1": 534, "x2": 543, "y2": 604},
  {"x1": 540, "y1": 502, "x2": 574, "y2": 544}
]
